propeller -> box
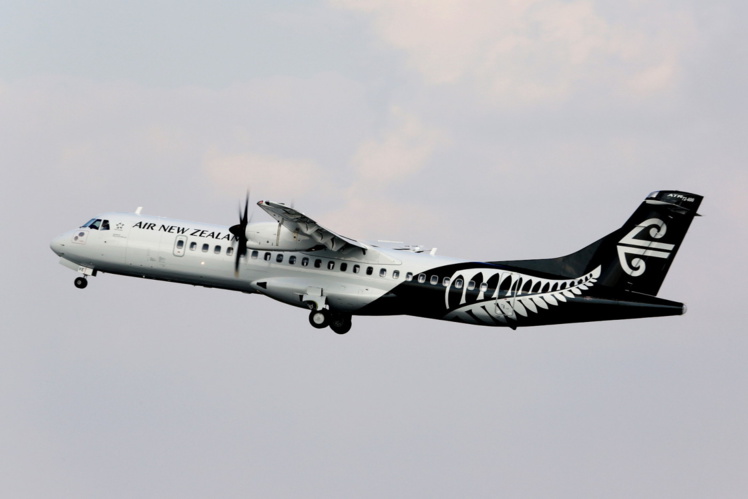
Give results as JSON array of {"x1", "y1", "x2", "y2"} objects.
[{"x1": 229, "y1": 193, "x2": 251, "y2": 276}]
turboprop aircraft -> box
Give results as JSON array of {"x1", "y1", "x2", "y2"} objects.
[{"x1": 50, "y1": 190, "x2": 702, "y2": 334}]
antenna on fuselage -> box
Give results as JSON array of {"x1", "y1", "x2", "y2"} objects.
[{"x1": 135, "y1": 207, "x2": 143, "y2": 215}]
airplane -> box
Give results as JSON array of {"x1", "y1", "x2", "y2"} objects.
[{"x1": 50, "y1": 190, "x2": 702, "y2": 334}]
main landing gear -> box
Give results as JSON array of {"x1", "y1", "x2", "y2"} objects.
[
  {"x1": 303, "y1": 287, "x2": 352, "y2": 334},
  {"x1": 74, "y1": 276, "x2": 88, "y2": 289},
  {"x1": 309, "y1": 309, "x2": 329, "y2": 328},
  {"x1": 307, "y1": 309, "x2": 352, "y2": 335},
  {"x1": 329, "y1": 313, "x2": 352, "y2": 335}
]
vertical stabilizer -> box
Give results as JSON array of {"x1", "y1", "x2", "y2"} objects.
[
  {"x1": 493, "y1": 191, "x2": 703, "y2": 296},
  {"x1": 596, "y1": 190, "x2": 702, "y2": 295}
]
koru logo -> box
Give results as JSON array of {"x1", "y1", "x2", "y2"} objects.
[{"x1": 617, "y1": 218, "x2": 675, "y2": 277}]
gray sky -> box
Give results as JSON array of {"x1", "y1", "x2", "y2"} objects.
[{"x1": 2, "y1": 0, "x2": 746, "y2": 497}]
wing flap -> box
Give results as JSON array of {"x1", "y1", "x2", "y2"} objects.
[{"x1": 257, "y1": 201, "x2": 368, "y2": 255}]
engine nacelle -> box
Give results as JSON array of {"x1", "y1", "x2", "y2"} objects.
[{"x1": 245, "y1": 222, "x2": 316, "y2": 250}]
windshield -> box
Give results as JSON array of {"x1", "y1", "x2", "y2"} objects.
[{"x1": 80, "y1": 218, "x2": 110, "y2": 230}]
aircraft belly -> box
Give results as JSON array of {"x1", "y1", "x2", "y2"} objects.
[
  {"x1": 325, "y1": 285, "x2": 390, "y2": 312},
  {"x1": 256, "y1": 277, "x2": 389, "y2": 312}
]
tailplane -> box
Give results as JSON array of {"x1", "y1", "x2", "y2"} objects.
[{"x1": 494, "y1": 191, "x2": 703, "y2": 296}]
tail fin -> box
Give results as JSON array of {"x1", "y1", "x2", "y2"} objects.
[{"x1": 494, "y1": 191, "x2": 703, "y2": 296}]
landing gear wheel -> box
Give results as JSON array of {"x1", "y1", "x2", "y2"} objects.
[
  {"x1": 308, "y1": 309, "x2": 330, "y2": 329},
  {"x1": 74, "y1": 277, "x2": 88, "y2": 289},
  {"x1": 329, "y1": 314, "x2": 352, "y2": 335}
]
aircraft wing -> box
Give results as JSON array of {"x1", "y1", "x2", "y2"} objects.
[{"x1": 257, "y1": 201, "x2": 368, "y2": 255}]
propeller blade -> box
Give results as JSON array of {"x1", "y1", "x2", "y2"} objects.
[{"x1": 229, "y1": 192, "x2": 251, "y2": 276}]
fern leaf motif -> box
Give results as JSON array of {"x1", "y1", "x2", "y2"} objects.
[{"x1": 442, "y1": 266, "x2": 602, "y2": 326}]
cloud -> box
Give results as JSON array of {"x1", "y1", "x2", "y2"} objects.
[
  {"x1": 625, "y1": 61, "x2": 677, "y2": 94},
  {"x1": 0, "y1": 73, "x2": 376, "y2": 215},
  {"x1": 319, "y1": 106, "x2": 448, "y2": 239},
  {"x1": 0, "y1": 72, "x2": 447, "y2": 236},
  {"x1": 332, "y1": 0, "x2": 696, "y2": 105},
  {"x1": 200, "y1": 104, "x2": 449, "y2": 238},
  {"x1": 203, "y1": 152, "x2": 329, "y2": 201},
  {"x1": 200, "y1": 104, "x2": 448, "y2": 240},
  {"x1": 351, "y1": 106, "x2": 447, "y2": 185}
]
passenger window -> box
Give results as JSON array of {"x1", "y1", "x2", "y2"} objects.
[
  {"x1": 366, "y1": 266, "x2": 373, "y2": 276},
  {"x1": 327, "y1": 261, "x2": 335, "y2": 270},
  {"x1": 430, "y1": 275, "x2": 438, "y2": 285},
  {"x1": 176, "y1": 240, "x2": 185, "y2": 249},
  {"x1": 264, "y1": 252, "x2": 271, "y2": 261},
  {"x1": 101, "y1": 220, "x2": 110, "y2": 231},
  {"x1": 202, "y1": 243, "x2": 209, "y2": 253},
  {"x1": 251, "y1": 250, "x2": 259, "y2": 259},
  {"x1": 418, "y1": 274, "x2": 426, "y2": 283},
  {"x1": 454, "y1": 278, "x2": 463, "y2": 289},
  {"x1": 393, "y1": 270, "x2": 400, "y2": 279},
  {"x1": 227, "y1": 247, "x2": 234, "y2": 256},
  {"x1": 190, "y1": 242, "x2": 197, "y2": 251},
  {"x1": 314, "y1": 259, "x2": 322, "y2": 268},
  {"x1": 467, "y1": 281, "x2": 475, "y2": 290},
  {"x1": 289, "y1": 255, "x2": 296, "y2": 265},
  {"x1": 379, "y1": 268, "x2": 387, "y2": 278},
  {"x1": 302, "y1": 257, "x2": 309, "y2": 267},
  {"x1": 214, "y1": 245, "x2": 221, "y2": 254},
  {"x1": 276, "y1": 254, "x2": 284, "y2": 263},
  {"x1": 442, "y1": 277, "x2": 450, "y2": 286},
  {"x1": 405, "y1": 272, "x2": 413, "y2": 281},
  {"x1": 353, "y1": 265, "x2": 360, "y2": 274},
  {"x1": 340, "y1": 263, "x2": 348, "y2": 272},
  {"x1": 480, "y1": 282, "x2": 488, "y2": 293}
]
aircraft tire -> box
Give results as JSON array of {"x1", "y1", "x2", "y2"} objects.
[
  {"x1": 330, "y1": 315, "x2": 352, "y2": 335},
  {"x1": 309, "y1": 309, "x2": 329, "y2": 329},
  {"x1": 74, "y1": 277, "x2": 88, "y2": 289}
]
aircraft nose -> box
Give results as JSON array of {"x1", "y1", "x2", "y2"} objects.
[{"x1": 50, "y1": 235, "x2": 66, "y2": 256}]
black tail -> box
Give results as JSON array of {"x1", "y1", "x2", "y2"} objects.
[{"x1": 494, "y1": 191, "x2": 703, "y2": 296}]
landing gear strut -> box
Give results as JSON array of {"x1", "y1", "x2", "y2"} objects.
[{"x1": 74, "y1": 277, "x2": 88, "y2": 289}]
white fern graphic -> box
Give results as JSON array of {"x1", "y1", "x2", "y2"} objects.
[{"x1": 442, "y1": 266, "x2": 602, "y2": 325}]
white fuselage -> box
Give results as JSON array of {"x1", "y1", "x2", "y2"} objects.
[{"x1": 50, "y1": 212, "x2": 465, "y2": 315}]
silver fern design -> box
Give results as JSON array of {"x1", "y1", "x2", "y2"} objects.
[{"x1": 442, "y1": 266, "x2": 602, "y2": 325}]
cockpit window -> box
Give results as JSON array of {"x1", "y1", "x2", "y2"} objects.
[{"x1": 80, "y1": 218, "x2": 110, "y2": 230}]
